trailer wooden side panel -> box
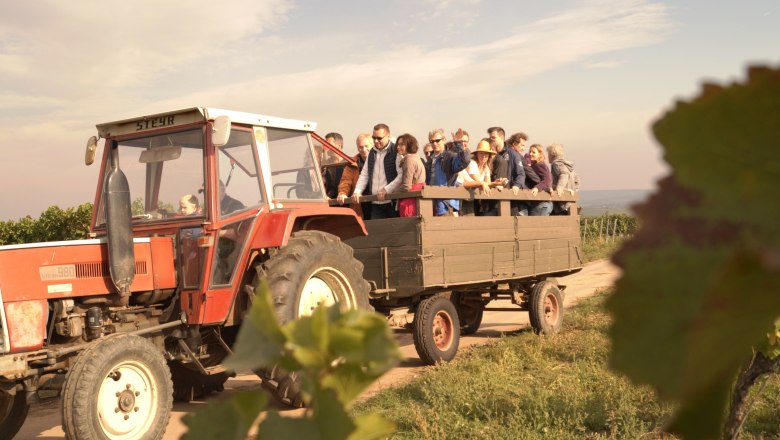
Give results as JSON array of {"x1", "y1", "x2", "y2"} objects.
[{"x1": 345, "y1": 213, "x2": 582, "y2": 300}]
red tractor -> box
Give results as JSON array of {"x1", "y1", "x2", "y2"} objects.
[{"x1": 0, "y1": 108, "x2": 371, "y2": 439}]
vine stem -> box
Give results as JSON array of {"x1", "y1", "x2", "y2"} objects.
[{"x1": 724, "y1": 351, "x2": 777, "y2": 440}]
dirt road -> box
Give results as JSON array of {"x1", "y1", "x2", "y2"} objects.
[{"x1": 15, "y1": 259, "x2": 619, "y2": 439}]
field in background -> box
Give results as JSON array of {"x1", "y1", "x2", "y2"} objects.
[{"x1": 578, "y1": 189, "x2": 650, "y2": 216}]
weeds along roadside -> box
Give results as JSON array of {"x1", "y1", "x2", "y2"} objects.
[{"x1": 352, "y1": 293, "x2": 780, "y2": 440}]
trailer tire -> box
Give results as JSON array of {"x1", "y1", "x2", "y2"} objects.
[
  {"x1": 61, "y1": 334, "x2": 173, "y2": 440},
  {"x1": 451, "y1": 292, "x2": 484, "y2": 336},
  {"x1": 252, "y1": 230, "x2": 371, "y2": 408},
  {"x1": 529, "y1": 280, "x2": 564, "y2": 335},
  {"x1": 0, "y1": 391, "x2": 29, "y2": 440},
  {"x1": 413, "y1": 295, "x2": 460, "y2": 365}
]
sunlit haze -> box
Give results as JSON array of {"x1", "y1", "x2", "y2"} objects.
[{"x1": 1, "y1": 0, "x2": 777, "y2": 220}]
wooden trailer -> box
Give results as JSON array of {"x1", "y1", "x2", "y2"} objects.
[{"x1": 338, "y1": 186, "x2": 582, "y2": 364}]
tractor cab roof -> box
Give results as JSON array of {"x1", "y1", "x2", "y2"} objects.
[{"x1": 96, "y1": 107, "x2": 318, "y2": 139}]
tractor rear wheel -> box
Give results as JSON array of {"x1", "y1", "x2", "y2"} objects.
[
  {"x1": 252, "y1": 230, "x2": 371, "y2": 408},
  {"x1": 169, "y1": 361, "x2": 230, "y2": 403},
  {"x1": 0, "y1": 390, "x2": 29, "y2": 440}
]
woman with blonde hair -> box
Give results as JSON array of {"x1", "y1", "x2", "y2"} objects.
[
  {"x1": 525, "y1": 144, "x2": 552, "y2": 216},
  {"x1": 458, "y1": 139, "x2": 505, "y2": 215}
]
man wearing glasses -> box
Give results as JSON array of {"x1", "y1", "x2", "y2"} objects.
[
  {"x1": 425, "y1": 128, "x2": 470, "y2": 216},
  {"x1": 351, "y1": 123, "x2": 400, "y2": 219}
]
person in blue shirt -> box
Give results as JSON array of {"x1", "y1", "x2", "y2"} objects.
[{"x1": 424, "y1": 128, "x2": 470, "y2": 216}]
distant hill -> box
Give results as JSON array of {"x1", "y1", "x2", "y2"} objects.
[{"x1": 578, "y1": 189, "x2": 651, "y2": 216}]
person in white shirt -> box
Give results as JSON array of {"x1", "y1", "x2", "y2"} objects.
[{"x1": 351, "y1": 123, "x2": 402, "y2": 219}]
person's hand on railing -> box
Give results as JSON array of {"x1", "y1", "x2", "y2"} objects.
[
  {"x1": 377, "y1": 189, "x2": 387, "y2": 201},
  {"x1": 351, "y1": 193, "x2": 361, "y2": 204},
  {"x1": 531, "y1": 187, "x2": 539, "y2": 196},
  {"x1": 337, "y1": 193, "x2": 349, "y2": 204},
  {"x1": 511, "y1": 186, "x2": 520, "y2": 195},
  {"x1": 479, "y1": 181, "x2": 491, "y2": 195}
]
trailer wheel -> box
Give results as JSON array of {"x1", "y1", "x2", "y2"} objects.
[
  {"x1": 529, "y1": 280, "x2": 564, "y2": 335},
  {"x1": 413, "y1": 295, "x2": 460, "y2": 365},
  {"x1": 252, "y1": 230, "x2": 371, "y2": 408},
  {"x1": 0, "y1": 391, "x2": 29, "y2": 440},
  {"x1": 61, "y1": 334, "x2": 173, "y2": 440},
  {"x1": 451, "y1": 292, "x2": 484, "y2": 336}
]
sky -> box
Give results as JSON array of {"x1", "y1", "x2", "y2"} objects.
[{"x1": 0, "y1": 0, "x2": 777, "y2": 220}]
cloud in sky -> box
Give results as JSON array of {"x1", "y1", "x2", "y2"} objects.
[
  {"x1": 0, "y1": 0, "x2": 294, "y2": 98},
  {"x1": 0, "y1": 0, "x2": 676, "y2": 219},
  {"x1": 157, "y1": 0, "x2": 673, "y2": 115}
]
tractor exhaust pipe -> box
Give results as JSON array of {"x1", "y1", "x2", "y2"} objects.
[{"x1": 104, "y1": 142, "x2": 135, "y2": 304}]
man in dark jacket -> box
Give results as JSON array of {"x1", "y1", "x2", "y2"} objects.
[
  {"x1": 488, "y1": 127, "x2": 526, "y2": 215},
  {"x1": 321, "y1": 132, "x2": 346, "y2": 199}
]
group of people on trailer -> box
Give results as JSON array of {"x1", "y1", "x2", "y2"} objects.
[{"x1": 322, "y1": 124, "x2": 579, "y2": 220}]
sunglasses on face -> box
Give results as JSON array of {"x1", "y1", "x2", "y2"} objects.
[
  {"x1": 372, "y1": 135, "x2": 386, "y2": 141},
  {"x1": 429, "y1": 138, "x2": 444, "y2": 143}
]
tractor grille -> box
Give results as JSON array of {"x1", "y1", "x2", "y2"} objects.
[{"x1": 75, "y1": 261, "x2": 148, "y2": 278}]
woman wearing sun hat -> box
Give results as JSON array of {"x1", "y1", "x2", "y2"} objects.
[{"x1": 458, "y1": 138, "x2": 505, "y2": 215}]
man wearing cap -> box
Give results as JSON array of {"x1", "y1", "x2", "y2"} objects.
[
  {"x1": 425, "y1": 128, "x2": 470, "y2": 216},
  {"x1": 351, "y1": 123, "x2": 400, "y2": 219}
]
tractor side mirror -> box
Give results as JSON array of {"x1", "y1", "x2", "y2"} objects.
[
  {"x1": 85, "y1": 136, "x2": 98, "y2": 166},
  {"x1": 212, "y1": 116, "x2": 231, "y2": 147}
]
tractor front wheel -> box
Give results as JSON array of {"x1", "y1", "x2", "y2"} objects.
[
  {"x1": 61, "y1": 334, "x2": 173, "y2": 440},
  {"x1": 0, "y1": 390, "x2": 29, "y2": 440}
]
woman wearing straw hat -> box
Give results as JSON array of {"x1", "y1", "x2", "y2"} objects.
[{"x1": 459, "y1": 138, "x2": 506, "y2": 215}]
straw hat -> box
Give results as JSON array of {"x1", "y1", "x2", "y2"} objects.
[{"x1": 471, "y1": 139, "x2": 496, "y2": 158}]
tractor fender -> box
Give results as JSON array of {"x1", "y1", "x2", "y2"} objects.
[{"x1": 250, "y1": 206, "x2": 366, "y2": 250}]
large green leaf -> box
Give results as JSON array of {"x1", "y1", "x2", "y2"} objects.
[
  {"x1": 283, "y1": 305, "x2": 332, "y2": 369},
  {"x1": 348, "y1": 414, "x2": 396, "y2": 440},
  {"x1": 224, "y1": 280, "x2": 288, "y2": 372},
  {"x1": 607, "y1": 66, "x2": 780, "y2": 438},
  {"x1": 181, "y1": 391, "x2": 267, "y2": 440}
]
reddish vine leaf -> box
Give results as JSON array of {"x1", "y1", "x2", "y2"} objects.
[{"x1": 607, "y1": 67, "x2": 780, "y2": 439}]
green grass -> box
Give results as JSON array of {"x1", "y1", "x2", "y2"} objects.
[
  {"x1": 582, "y1": 239, "x2": 622, "y2": 263},
  {"x1": 353, "y1": 294, "x2": 780, "y2": 439}
]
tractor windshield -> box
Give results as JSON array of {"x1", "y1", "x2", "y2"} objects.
[{"x1": 96, "y1": 128, "x2": 205, "y2": 225}]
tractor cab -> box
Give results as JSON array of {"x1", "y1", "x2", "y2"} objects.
[{"x1": 86, "y1": 108, "x2": 355, "y2": 324}]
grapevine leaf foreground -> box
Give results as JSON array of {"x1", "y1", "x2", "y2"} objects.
[{"x1": 606, "y1": 66, "x2": 780, "y2": 439}]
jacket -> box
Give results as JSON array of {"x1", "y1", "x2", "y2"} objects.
[
  {"x1": 550, "y1": 159, "x2": 578, "y2": 193},
  {"x1": 400, "y1": 154, "x2": 426, "y2": 192},
  {"x1": 337, "y1": 154, "x2": 364, "y2": 197}
]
